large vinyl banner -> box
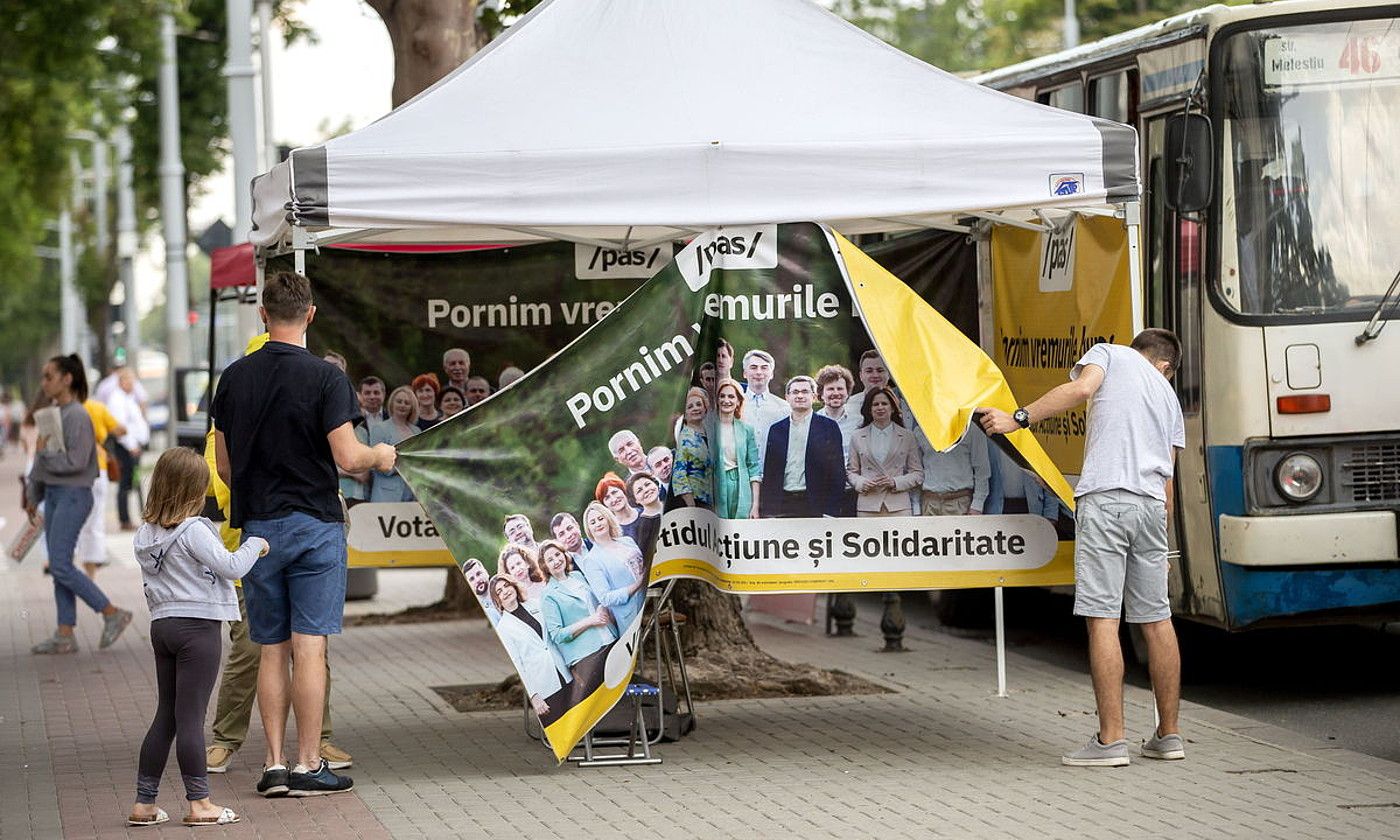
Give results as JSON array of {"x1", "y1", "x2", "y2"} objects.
[
  {"x1": 991, "y1": 215, "x2": 1134, "y2": 475},
  {"x1": 279, "y1": 242, "x2": 663, "y2": 393},
  {"x1": 270, "y1": 243, "x2": 663, "y2": 567},
  {"x1": 397, "y1": 223, "x2": 1074, "y2": 759}
]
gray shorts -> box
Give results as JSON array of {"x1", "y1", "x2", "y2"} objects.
[{"x1": 1073, "y1": 489, "x2": 1171, "y2": 623}]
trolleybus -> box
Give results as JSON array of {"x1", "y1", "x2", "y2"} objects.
[{"x1": 977, "y1": 0, "x2": 1400, "y2": 629}]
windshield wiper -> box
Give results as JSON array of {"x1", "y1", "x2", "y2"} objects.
[{"x1": 1356, "y1": 266, "x2": 1400, "y2": 346}]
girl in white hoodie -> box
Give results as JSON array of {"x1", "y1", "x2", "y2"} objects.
[{"x1": 127, "y1": 447, "x2": 268, "y2": 828}]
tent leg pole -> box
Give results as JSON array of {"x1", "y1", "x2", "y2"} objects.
[
  {"x1": 1124, "y1": 201, "x2": 1144, "y2": 333},
  {"x1": 995, "y1": 586, "x2": 1007, "y2": 697},
  {"x1": 205, "y1": 291, "x2": 218, "y2": 437}
]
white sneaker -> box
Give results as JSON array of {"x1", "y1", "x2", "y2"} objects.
[
  {"x1": 1141, "y1": 731, "x2": 1186, "y2": 760},
  {"x1": 1062, "y1": 734, "x2": 1130, "y2": 767}
]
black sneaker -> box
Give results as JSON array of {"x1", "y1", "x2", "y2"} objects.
[
  {"x1": 287, "y1": 760, "x2": 353, "y2": 797},
  {"x1": 256, "y1": 765, "x2": 290, "y2": 798}
]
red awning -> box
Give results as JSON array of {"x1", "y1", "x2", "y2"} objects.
[
  {"x1": 211, "y1": 241, "x2": 518, "y2": 289},
  {"x1": 210, "y1": 242, "x2": 256, "y2": 289}
]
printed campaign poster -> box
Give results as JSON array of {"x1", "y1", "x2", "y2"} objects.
[
  {"x1": 266, "y1": 242, "x2": 666, "y2": 567},
  {"x1": 397, "y1": 223, "x2": 1075, "y2": 760},
  {"x1": 991, "y1": 215, "x2": 1134, "y2": 475}
]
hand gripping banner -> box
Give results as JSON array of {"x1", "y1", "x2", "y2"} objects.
[{"x1": 397, "y1": 222, "x2": 1074, "y2": 760}]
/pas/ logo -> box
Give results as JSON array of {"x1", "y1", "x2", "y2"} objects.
[
  {"x1": 1038, "y1": 219, "x2": 1076, "y2": 293},
  {"x1": 1050, "y1": 173, "x2": 1084, "y2": 196},
  {"x1": 677, "y1": 225, "x2": 780, "y2": 291},
  {"x1": 574, "y1": 243, "x2": 674, "y2": 280}
]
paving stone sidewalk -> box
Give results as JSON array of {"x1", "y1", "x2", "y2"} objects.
[{"x1": 3, "y1": 454, "x2": 1398, "y2": 839}]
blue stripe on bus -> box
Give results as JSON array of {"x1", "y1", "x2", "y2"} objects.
[
  {"x1": 1206, "y1": 445, "x2": 1246, "y2": 529},
  {"x1": 1207, "y1": 445, "x2": 1400, "y2": 627},
  {"x1": 1219, "y1": 563, "x2": 1400, "y2": 628},
  {"x1": 1205, "y1": 445, "x2": 1246, "y2": 626}
]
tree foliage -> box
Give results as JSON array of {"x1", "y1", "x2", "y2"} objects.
[
  {"x1": 0, "y1": 0, "x2": 161, "y2": 384},
  {"x1": 0, "y1": 0, "x2": 306, "y2": 388},
  {"x1": 831, "y1": 1, "x2": 1241, "y2": 73}
]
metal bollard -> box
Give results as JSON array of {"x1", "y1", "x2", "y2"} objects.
[
  {"x1": 880, "y1": 592, "x2": 906, "y2": 652},
  {"x1": 827, "y1": 593, "x2": 857, "y2": 636}
]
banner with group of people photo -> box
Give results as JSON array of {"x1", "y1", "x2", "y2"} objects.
[
  {"x1": 395, "y1": 222, "x2": 1077, "y2": 760},
  {"x1": 269, "y1": 242, "x2": 663, "y2": 567}
]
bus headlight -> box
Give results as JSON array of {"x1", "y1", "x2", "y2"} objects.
[{"x1": 1275, "y1": 453, "x2": 1323, "y2": 502}]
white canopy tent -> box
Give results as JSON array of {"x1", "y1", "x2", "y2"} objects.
[
  {"x1": 249, "y1": 0, "x2": 1146, "y2": 698},
  {"x1": 250, "y1": 0, "x2": 1139, "y2": 252}
]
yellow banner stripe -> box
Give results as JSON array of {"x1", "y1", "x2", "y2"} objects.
[
  {"x1": 652, "y1": 543, "x2": 1074, "y2": 591},
  {"x1": 347, "y1": 548, "x2": 459, "y2": 568},
  {"x1": 541, "y1": 678, "x2": 632, "y2": 763},
  {"x1": 833, "y1": 231, "x2": 1076, "y2": 511}
]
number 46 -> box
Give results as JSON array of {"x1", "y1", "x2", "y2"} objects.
[{"x1": 1339, "y1": 36, "x2": 1381, "y2": 75}]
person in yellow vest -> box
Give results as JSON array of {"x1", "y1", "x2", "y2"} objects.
[
  {"x1": 78, "y1": 395, "x2": 126, "y2": 578},
  {"x1": 202, "y1": 332, "x2": 352, "y2": 775}
]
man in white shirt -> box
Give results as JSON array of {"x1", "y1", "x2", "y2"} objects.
[
  {"x1": 356, "y1": 377, "x2": 388, "y2": 427},
  {"x1": 442, "y1": 348, "x2": 471, "y2": 394},
  {"x1": 814, "y1": 365, "x2": 860, "y2": 461},
  {"x1": 550, "y1": 512, "x2": 592, "y2": 559},
  {"x1": 846, "y1": 350, "x2": 915, "y2": 430},
  {"x1": 94, "y1": 364, "x2": 149, "y2": 409},
  {"x1": 646, "y1": 446, "x2": 673, "y2": 485},
  {"x1": 759, "y1": 376, "x2": 845, "y2": 518},
  {"x1": 979, "y1": 329, "x2": 1186, "y2": 768},
  {"x1": 815, "y1": 364, "x2": 860, "y2": 515},
  {"x1": 461, "y1": 559, "x2": 500, "y2": 624},
  {"x1": 503, "y1": 513, "x2": 539, "y2": 550},
  {"x1": 740, "y1": 349, "x2": 789, "y2": 463},
  {"x1": 104, "y1": 369, "x2": 150, "y2": 531},
  {"x1": 916, "y1": 424, "x2": 990, "y2": 516},
  {"x1": 464, "y1": 376, "x2": 491, "y2": 406},
  {"x1": 609, "y1": 430, "x2": 667, "y2": 500}
]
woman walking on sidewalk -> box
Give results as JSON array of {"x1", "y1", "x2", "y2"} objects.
[
  {"x1": 23, "y1": 355, "x2": 133, "y2": 654},
  {"x1": 128, "y1": 447, "x2": 268, "y2": 827}
]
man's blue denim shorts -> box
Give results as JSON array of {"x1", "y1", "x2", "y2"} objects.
[{"x1": 241, "y1": 511, "x2": 348, "y2": 644}]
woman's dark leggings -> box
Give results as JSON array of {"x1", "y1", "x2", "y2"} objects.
[{"x1": 136, "y1": 618, "x2": 222, "y2": 803}]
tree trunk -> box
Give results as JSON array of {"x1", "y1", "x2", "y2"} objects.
[
  {"x1": 368, "y1": 1, "x2": 762, "y2": 657},
  {"x1": 366, "y1": 0, "x2": 487, "y2": 108},
  {"x1": 669, "y1": 580, "x2": 754, "y2": 655},
  {"x1": 367, "y1": 0, "x2": 487, "y2": 609}
]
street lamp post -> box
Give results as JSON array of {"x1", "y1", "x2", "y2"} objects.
[
  {"x1": 158, "y1": 12, "x2": 191, "y2": 370},
  {"x1": 1064, "y1": 0, "x2": 1080, "y2": 49},
  {"x1": 113, "y1": 123, "x2": 140, "y2": 362},
  {"x1": 227, "y1": 0, "x2": 262, "y2": 345}
]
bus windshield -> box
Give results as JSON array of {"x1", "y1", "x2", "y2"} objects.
[{"x1": 1219, "y1": 17, "x2": 1400, "y2": 318}]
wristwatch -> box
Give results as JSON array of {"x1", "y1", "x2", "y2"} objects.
[{"x1": 1013, "y1": 408, "x2": 1031, "y2": 429}]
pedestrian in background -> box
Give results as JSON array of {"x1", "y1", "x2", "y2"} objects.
[
  {"x1": 0, "y1": 390, "x2": 12, "y2": 459},
  {"x1": 128, "y1": 447, "x2": 267, "y2": 827},
  {"x1": 979, "y1": 328, "x2": 1186, "y2": 767},
  {"x1": 106, "y1": 368, "x2": 150, "y2": 532},
  {"x1": 24, "y1": 355, "x2": 133, "y2": 654},
  {"x1": 77, "y1": 392, "x2": 124, "y2": 578}
]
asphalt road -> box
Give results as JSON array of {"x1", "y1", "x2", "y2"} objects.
[{"x1": 860, "y1": 590, "x2": 1400, "y2": 764}]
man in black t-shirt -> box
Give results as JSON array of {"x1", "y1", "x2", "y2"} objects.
[{"x1": 212, "y1": 271, "x2": 395, "y2": 798}]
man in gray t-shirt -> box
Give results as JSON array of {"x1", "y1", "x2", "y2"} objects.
[{"x1": 979, "y1": 329, "x2": 1186, "y2": 768}]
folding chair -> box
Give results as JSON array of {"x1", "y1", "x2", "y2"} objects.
[{"x1": 568, "y1": 681, "x2": 664, "y2": 766}]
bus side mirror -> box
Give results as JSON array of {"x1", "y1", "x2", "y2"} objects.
[{"x1": 1164, "y1": 113, "x2": 1213, "y2": 214}]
